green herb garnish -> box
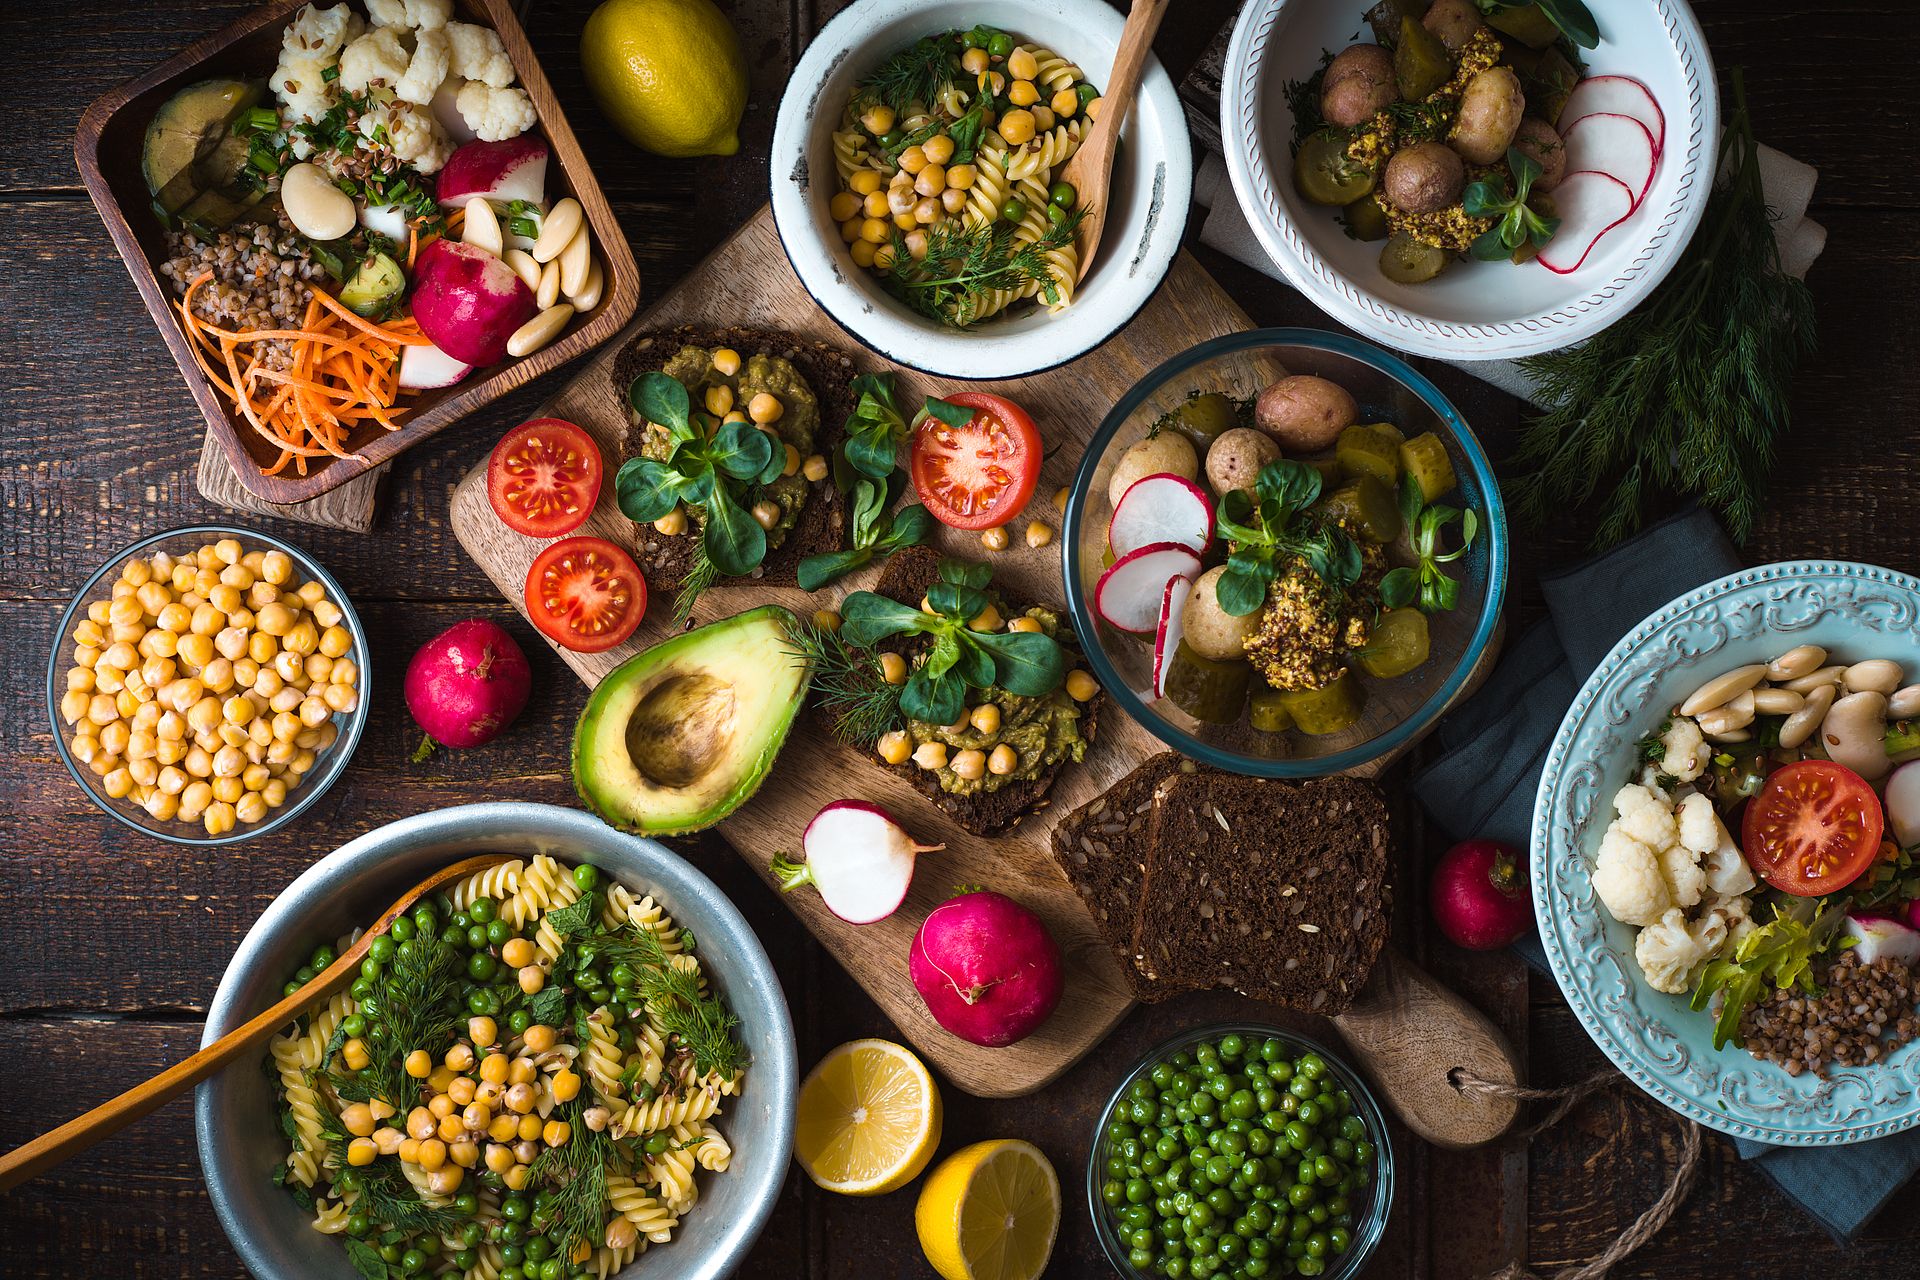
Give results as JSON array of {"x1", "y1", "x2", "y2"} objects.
[
  {"x1": 1689, "y1": 898, "x2": 1854, "y2": 1050},
  {"x1": 838, "y1": 372, "x2": 910, "y2": 483},
  {"x1": 881, "y1": 214, "x2": 1082, "y2": 329},
  {"x1": 1463, "y1": 147, "x2": 1560, "y2": 261},
  {"x1": 1214, "y1": 461, "x2": 1363, "y2": 617},
  {"x1": 854, "y1": 33, "x2": 959, "y2": 116},
  {"x1": 798, "y1": 477, "x2": 933, "y2": 589},
  {"x1": 525, "y1": 1100, "x2": 623, "y2": 1263},
  {"x1": 348, "y1": 1156, "x2": 463, "y2": 1236},
  {"x1": 549, "y1": 911, "x2": 745, "y2": 1082},
  {"x1": 328, "y1": 936, "x2": 461, "y2": 1110},
  {"x1": 783, "y1": 617, "x2": 906, "y2": 748},
  {"x1": 1281, "y1": 50, "x2": 1335, "y2": 150},
  {"x1": 1379, "y1": 474, "x2": 1479, "y2": 613},
  {"x1": 839, "y1": 559, "x2": 1067, "y2": 725}
]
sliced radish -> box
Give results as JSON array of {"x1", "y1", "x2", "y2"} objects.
[
  {"x1": 1888, "y1": 760, "x2": 1920, "y2": 848},
  {"x1": 1110, "y1": 473, "x2": 1215, "y2": 560},
  {"x1": 1535, "y1": 171, "x2": 1635, "y2": 275},
  {"x1": 1152, "y1": 575, "x2": 1194, "y2": 699},
  {"x1": 398, "y1": 340, "x2": 475, "y2": 389},
  {"x1": 1095, "y1": 542, "x2": 1203, "y2": 634},
  {"x1": 1559, "y1": 75, "x2": 1665, "y2": 154},
  {"x1": 774, "y1": 800, "x2": 942, "y2": 925},
  {"x1": 1563, "y1": 113, "x2": 1657, "y2": 208}
]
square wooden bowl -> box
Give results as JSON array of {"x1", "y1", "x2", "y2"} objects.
[{"x1": 74, "y1": 0, "x2": 640, "y2": 504}]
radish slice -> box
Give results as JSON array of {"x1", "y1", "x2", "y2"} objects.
[
  {"x1": 1563, "y1": 113, "x2": 1657, "y2": 209},
  {"x1": 1535, "y1": 171, "x2": 1635, "y2": 275},
  {"x1": 1887, "y1": 761, "x2": 1920, "y2": 848},
  {"x1": 776, "y1": 800, "x2": 942, "y2": 925},
  {"x1": 398, "y1": 341, "x2": 475, "y2": 389},
  {"x1": 1559, "y1": 75, "x2": 1665, "y2": 154},
  {"x1": 1152, "y1": 575, "x2": 1194, "y2": 699},
  {"x1": 1095, "y1": 542, "x2": 1203, "y2": 634},
  {"x1": 1110, "y1": 472, "x2": 1215, "y2": 560}
]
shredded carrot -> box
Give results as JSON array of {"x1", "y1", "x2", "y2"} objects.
[
  {"x1": 406, "y1": 224, "x2": 419, "y2": 269},
  {"x1": 173, "y1": 275, "x2": 432, "y2": 476}
]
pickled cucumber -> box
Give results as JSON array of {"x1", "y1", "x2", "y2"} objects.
[
  {"x1": 1317, "y1": 475, "x2": 1402, "y2": 544},
  {"x1": 1485, "y1": 2, "x2": 1560, "y2": 48},
  {"x1": 1357, "y1": 608, "x2": 1430, "y2": 678},
  {"x1": 1342, "y1": 192, "x2": 1390, "y2": 242},
  {"x1": 1163, "y1": 642, "x2": 1252, "y2": 724},
  {"x1": 1335, "y1": 424, "x2": 1403, "y2": 487},
  {"x1": 1399, "y1": 432, "x2": 1458, "y2": 502},
  {"x1": 1249, "y1": 689, "x2": 1295, "y2": 733},
  {"x1": 1165, "y1": 392, "x2": 1240, "y2": 451},
  {"x1": 1394, "y1": 16, "x2": 1453, "y2": 99},
  {"x1": 1278, "y1": 671, "x2": 1365, "y2": 735},
  {"x1": 1379, "y1": 232, "x2": 1449, "y2": 284},
  {"x1": 1295, "y1": 129, "x2": 1377, "y2": 206}
]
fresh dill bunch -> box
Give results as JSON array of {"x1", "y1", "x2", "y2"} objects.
[
  {"x1": 673, "y1": 542, "x2": 720, "y2": 628},
  {"x1": 1505, "y1": 69, "x2": 1815, "y2": 547},
  {"x1": 854, "y1": 34, "x2": 959, "y2": 116},
  {"x1": 1282, "y1": 50, "x2": 1335, "y2": 148},
  {"x1": 351, "y1": 1157, "x2": 464, "y2": 1235},
  {"x1": 1382, "y1": 97, "x2": 1455, "y2": 144},
  {"x1": 593, "y1": 924, "x2": 745, "y2": 1081},
  {"x1": 331, "y1": 939, "x2": 462, "y2": 1109},
  {"x1": 527, "y1": 1099, "x2": 624, "y2": 1261},
  {"x1": 783, "y1": 617, "x2": 903, "y2": 748},
  {"x1": 882, "y1": 212, "x2": 1082, "y2": 328}
]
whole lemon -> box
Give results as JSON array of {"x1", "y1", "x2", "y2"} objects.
[{"x1": 580, "y1": 0, "x2": 748, "y2": 158}]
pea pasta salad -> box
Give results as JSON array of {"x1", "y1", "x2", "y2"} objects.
[
  {"x1": 828, "y1": 24, "x2": 1104, "y2": 328},
  {"x1": 266, "y1": 855, "x2": 747, "y2": 1279}
]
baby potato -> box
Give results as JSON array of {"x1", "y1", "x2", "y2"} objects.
[
  {"x1": 1181, "y1": 566, "x2": 1261, "y2": 662},
  {"x1": 1254, "y1": 376, "x2": 1358, "y2": 452},
  {"x1": 1449, "y1": 66, "x2": 1526, "y2": 166},
  {"x1": 1204, "y1": 428, "x2": 1282, "y2": 498},
  {"x1": 1382, "y1": 141, "x2": 1465, "y2": 215},
  {"x1": 1421, "y1": 0, "x2": 1485, "y2": 52},
  {"x1": 1319, "y1": 44, "x2": 1395, "y2": 128},
  {"x1": 1511, "y1": 117, "x2": 1567, "y2": 192},
  {"x1": 1106, "y1": 432, "x2": 1199, "y2": 508}
]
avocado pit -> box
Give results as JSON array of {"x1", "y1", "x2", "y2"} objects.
[{"x1": 625, "y1": 672, "x2": 736, "y2": 789}]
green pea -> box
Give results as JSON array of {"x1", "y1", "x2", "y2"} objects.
[
  {"x1": 379, "y1": 1242, "x2": 405, "y2": 1265},
  {"x1": 469, "y1": 896, "x2": 497, "y2": 925},
  {"x1": 487, "y1": 919, "x2": 512, "y2": 947},
  {"x1": 987, "y1": 32, "x2": 1014, "y2": 57},
  {"x1": 508, "y1": 1009, "x2": 532, "y2": 1035},
  {"x1": 281, "y1": 980, "x2": 301, "y2": 997},
  {"x1": 1328, "y1": 1226, "x2": 1351, "y2": 1253},
  {"x1": 400, "y1": 1249, "x2": 427, "y2": 1274},
  {"x1": 1102, "y1": 1178, "x2": 1124, "y2": 1206},
  {"x1": 388, "y1": 916, "x2": 416, "y2": 944},
  {"x1": 412, "y1": 905, "x2": 439, "y2": 936},
  {"x1": 523, "y1": 1236, "x2": 552, "y2": 1263},
  {"x1": 1075, "y1": 81, "x2": 1099, "y2": 108},
  {"x1": 1296, "y1": 1099, "x2": 1323, "y2": 1126},
  {"x1": 999, "y1": 196, "x2": 1027, "y2": 223},
  {"x1": 501, "y1": 1243, "x2": 524, "y2": 1266},
  {"x1": 468, "y1": 952, "x2": 499, "y2": 981}
]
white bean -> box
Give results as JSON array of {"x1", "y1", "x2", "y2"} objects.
[
  {"x1": 1844, "y1": 659, "x2": 1904, "y2": 696},
  {"x1": 558, "y1": 222, "x2": 593, "y2": 297},
  {"x1": 1704, "y1": 727, "x2": 1751, "y2": 744},
  {"x1": 1890, "y1": 685, "x2": 1920, "y2": 720},
  {"x1": 1777, "y1": 682, "x2": 1837, "y2": 750},
  {"x1": 531, "y1": 197, "x2": 583, "y2": 263},
  {"x1": 507, "y1": 304, "x2": 575, "y2": 358},
  {"x1": 537, "y1": 259, "x2": 561, "y2": 309},
  {"x1": 1783, "y1": 665, "x2": 1847, "y2": 695},
  {"x1": 1751, "y1": 686, "x2": 1804, "y2": 715},
  {"x1": 462, "y1": 197, "x2": 503, "y2": 257},
  {"x1": 1766, "y1": 645, "x2": 1827, "y2": 681},
  {"x1": 1696, "y1": 690, "x2": 1755, "y2": 737},
  {"x1": 502, "y1": 248, "x2": 541, "y2": 290},
  {"x1": 566, "y1": 257, "x2": 604, "y2": 311},
  {"x1": 279, "y1": 163, "x2": 356, "y2": 241},
  {"x1": 1679, "y1": 664, "x2": 1767, "y2": 718}
]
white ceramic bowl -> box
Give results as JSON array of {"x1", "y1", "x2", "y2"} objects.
[
  {"x1": 1221, "y1": 0, "x2": 1717, "y2": 360},
  {"x1": 770, "y1": 0, "x2": 1193, "y2": 380}
]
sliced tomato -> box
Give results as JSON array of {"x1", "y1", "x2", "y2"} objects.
[
  {"x1": 908, "y1": 391, "x2": 1043, "y2": 530},
  {"x1": 488, "y1": 418, "x2": 603, "y2": 538},
  {"x1": 524, "y1": 536, "x2": 645, "y2": 653},
  {"x1": 1741, "y1": 760, "x2": 1885, "y2": 896}
]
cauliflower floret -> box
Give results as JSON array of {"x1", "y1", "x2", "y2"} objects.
[
  {"x1": 395, "y1": 26, "x2": 451, "y2": 105},
  {"x1": 456, "y1": 81, "x2": 537, "y2": 141},
  {"x1": 386, "y1": 104, "x2": 454, "y2": 174},
  {"x1": 1717, "y1": 894, "x2": 1756, "y2": 950},
  {"x1": 273, "y1": 47, "x2": 338, "y2": 125},
  {"x1": 446, "y1": 21, "x2": 516, "y2": 89},
  {"x1": 1676, "y1": 792, "x2": 1718, "y2": 856},
  {"x1": 1658, "y1": 842, "x2": 1706, "y2": 910},
  {"x1": 1635, "y1": 908, "x2": 1719, "y2": 994},
  {"x1": 367, "y1": 0, "x2": 451, "y2": 30},
  {"x1": 1615, "y1": 784, "x2": 1679, "y2": 851},
  {"x1": 1659, "y1": 715, "x2": 1709, "y2": 782},
  {"x1": 284, "y1": 3, "x2": 365, "y2": 58},
  {"x1": 1593, "y1": 827, "x2": 1672, "y2": 927},
  {"x1": 1700, "y1": 814, "x2": 1757, "y2": 897},
  {"x1": 339, "y1": 26, "x2": 414, "y2": 93}
]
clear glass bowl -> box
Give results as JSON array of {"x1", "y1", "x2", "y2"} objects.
[
  {"x1": 1087, "y1": 1023, "x2": 1395, "y2": 1280},
  {"x1": 1062, "y1": 327, "x2": 1507, "y2": 776},
  {"x1": 45, "y1": 524, "x2": 371, "y2": 847}
]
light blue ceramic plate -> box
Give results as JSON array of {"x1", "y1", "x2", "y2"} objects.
[{"x1": 1533, "y1": 561, "x2": 1920, "y2": 1146}]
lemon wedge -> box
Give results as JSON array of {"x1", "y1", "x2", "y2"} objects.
[
  {"x1": 793, "y1": 1038, "x2": 942, "y2": 1196},
  {"x1": 915, "y1": 1139, "x2": 1061, "y2": 1280}
]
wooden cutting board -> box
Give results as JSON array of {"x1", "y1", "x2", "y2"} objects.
[{"x1": 450, "y1": 205, "x2": 1482, "y2": 1097}]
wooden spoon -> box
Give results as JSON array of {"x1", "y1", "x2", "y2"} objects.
[
  {"x1": 0, "y1": 854, "x2": 511, "y2": 1193},
  {"x1": 1331, "y1": 947, "x2": 1524, "y2": 1149},
  {"x1": 1057, "y1": 0, "x2": 1175, "y2": 283}
]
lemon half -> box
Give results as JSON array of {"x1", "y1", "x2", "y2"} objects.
[
  {"x1": 794, "y1": 1038, "x2": 943, "y2": 1196},
  {"x1": 915, "y1": 1139, "x2": 1061, "y2": 1280}
]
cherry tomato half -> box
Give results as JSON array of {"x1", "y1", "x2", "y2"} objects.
[
  {"x1": 908, "y1": 391, "x2": 1043, "y2": 530},
  {"x1": 524, "y1": 536, "x2": 645, "y2": 654},
  {"x1": 487, "y1": 418, "x2": 603, "y2": 539},
  {"x1": 1741, "y1": 760, "x2": 1885, "y2": 896}
]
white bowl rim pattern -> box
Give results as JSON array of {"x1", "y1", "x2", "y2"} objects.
[
  {"x1": 1220, "y1": 0, "x2": 1719, "y2": 360},
  {"x1": 769, "y1": 0, "x2": 1194, "y2": 381}
]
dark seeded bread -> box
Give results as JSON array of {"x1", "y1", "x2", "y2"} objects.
[
  {"x1": 609, "y1": 325, "x2": 852, "y2": 591},
  {"x1": 872, "y1": 546, "x2": 1102, "y2": 837},
  {"x1": 1049, "y1": 753, "x2": 1209, "y2": 1002},
  {"x1": 1131, "y1": 773, "x2": 1392, "y2": 1015}
]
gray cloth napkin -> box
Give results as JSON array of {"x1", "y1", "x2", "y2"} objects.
[{"x1": 1411, "y1": 507, "x2": 1920, "y2": 1241}]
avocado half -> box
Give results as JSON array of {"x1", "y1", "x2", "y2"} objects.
[{"x1": 572, "y1": 605, "x2": 810, "y2": 836}]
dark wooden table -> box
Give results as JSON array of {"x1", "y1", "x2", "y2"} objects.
[{"x1": 5, "y1": 1, "x2": 1918, "y2": 1276}]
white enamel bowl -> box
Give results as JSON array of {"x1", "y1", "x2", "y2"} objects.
[{"x1": 1221, "y1": 0, "x2": 1717, "y2": 360}]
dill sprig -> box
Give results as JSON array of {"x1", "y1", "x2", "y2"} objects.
[
  {"x1": 882, "y1": 212, "x2": 1082, "y2": 329},
  {"x1": 1281, "y1": 50, "x2": 1335, "y2": 149},
  {"x1": 351, "y1": 1157, "x2": 464, "y2": 1236},
  {"x1": 1504, "y1": 69, "x2": 1816, "y2": 547},
  {"x1": 783, "y1": 618, "x2": 904, "y2": 747},
  {"x1": 854, "y1": 34, "x2": 960, "y2": 115},
  {"x1": 673, "y1": 541, "x2": 720, "y2": 628},
  {"x1": 330, "y1": 939, "x2": 462, "y2": 1110},
  {"x1": 590, "y1": 925, "x2": 744, "y2": 1081},
  {"x1": 526, "y1": 1100, "x2": 623, "y2": 1262}
]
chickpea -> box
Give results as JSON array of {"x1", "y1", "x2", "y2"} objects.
[
  {"x1": 988, "y1": 744, "x2": 1020, "y2": 776},
  {"x1": 1032, "y1": 104, "x2": 1057, "y2": 131},
  {"x1": 323, "y1": 684, "x2": 358, "y2": 714},
  {"x1": 202, "y1": 658, "x2": 234, "y2": 694},
  {"x1": 488, "y1": 1113, "x2": 519, "y2": 1143},
  {"x1": 445, "y1": 1043, "x2": 477, "y2": 1073},
  {"x1": 212, "y1": 775, "x2": 244, "y2": 805},
  {"x1": 505, "y1": 1082, "x2": 537, "y2": 1114},
  {"x1": 704, "y1": 384, "x2": 735, "y2": 417},
  {"x1": 750, "y1": 501, "x2": 782, "y2": 531},
  {"x1": 950, "y1": 748, "x2": 987, "y2": 781},
  {"x1": 1026, "y1": 520, "x2": 1055, "y2": 549},
  {"x1": 551, "y1": 1069, "x2": 583, "y2": 1103},
  {"x1": 981, "y1": 526, "x2": 1010, "y2": 552},
  {"x1": 311, "y1": 598, "x2": 342, "y2": 629},
  {"x1": 849, "y1": 169, "x2": 884, "y2": 196},
  {"x1": 839, "y1": 212, "x2": 862, "y2": 242},
  {"x1": 879, "y1": 651, "x2": 909, "y2": 685},
  {"x1": 748, "y1": 392, "x2": 784, "y2": 425},
  {"x1": 860, "y1": 103, "x2": 896, "y2": 135},
  {"x1": 523, "y1": 1024, "x2": 557, "y2": 1053},
  {"x1": 235, "y1": 792, "x2": 267, "y2": 824},
  {"x1": 1051, "y1": 88, "x2": 1080, "y2": 118},
  {"x1": 484, "y1": 1143, "x2": 516, "y2": 1174},
  {"x1": 877, "y1": 729, "x2": 913, "y2": 765},
  {"x1": 178, "y1": 632, "x2": 214, "y2": 670},
  {"x1": 941, "y1": 187, "x2": 969, "y2": 215},
  {"x1": 970, "y1": 703, "x2": 1003, "y2": 736},
  {"x1": 1007, "y1": 47, "x2": 1039, "y2": 80},
  {"x1": 915, "y1": 164, "x2": 947, "y2": 198},
  {"x1": 320, "y1": 626, "x2": 353, "y2": 660},
  {"x1": 961, "y1": 46, "x2": 990, "y2": 75},
  {"x1": 102, "y1": 768, "x2": 135, "y2": 800},
  {"x1": 970, "y1": 604, "x2": 1003, "y2": 632},
  {"x1": 100, "y1": 720, "x2": 131, "y2": 757},
  {"x1": 829, "y1": 190, "x2": 862, "y2": 222},
  {"x1": 606, "y1": 1217, "x2": 639, "y2": 1251},
  {"x1": 283, "y1": 618, "x2": 319, "y2": 656},
  {"x1": 899, "y1": 145, "x2": 928, "y2": 175},
  {"x1": 543, "y1": 1120, "x2": 571, "y2": 1148},
  {"x1": 1008, "y1": 79, "x2": 1039, "y2": 107},
  {"x1": 999, "y1": 108, "x2": 1037, "y2": 146},
  {"x1": 782, "y1": 444, "x2": 802, "y2": 478},
  {"x1": 912, "y1": 741, "x2": 950, "y2": 771},
  {"x1": 1066, "y1": 669, "x2": 1099, "y2": 701},
  {"x1": 711, "y1": 347, "x2": 742, "y2": 377},
  {"x1": 913, "y1": 197, "x2": 940, "y2": 225},
  {"x1": 448, "y1": 1076, "x2": 478, "y2": 1106}
]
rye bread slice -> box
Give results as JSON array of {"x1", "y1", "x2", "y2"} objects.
[
  {"x1": 1049, "y1": 752, "x2": 1208, "y2": 1002},
  {"x1": 609, "y1": 325, "x2": 852, "y2": 592},
  {"x1": 872, "y1": 547, "x2": 1101, "y2": 837},
  {"x1": 1131, "y1": 773, "x2": 1392, "y2": 1015}
]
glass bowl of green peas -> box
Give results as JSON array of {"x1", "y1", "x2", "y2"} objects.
[{"x1": 1089, "y1": 1025, "x2": 1392, "y2": 1280}]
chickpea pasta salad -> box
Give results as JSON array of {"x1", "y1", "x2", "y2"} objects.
[
  {"x1": 267, "y1": 856, "x2": 748, "y2": 1279},
  {"x1": 828, "y1": 24, "x2": 1104, "y2": 328}
]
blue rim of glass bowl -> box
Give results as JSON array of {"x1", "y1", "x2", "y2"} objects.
[
  {"x1": 1061, "y1": 326, "x2": 1509, "y2": 777},
  {"x1": 43, "y1": 523, "x2": 371, "y2": 848},
  {"x1": 1085, "y1": 1022, "x2": 1396, "y2": 1280}
]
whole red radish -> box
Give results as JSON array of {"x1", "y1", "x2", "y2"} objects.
[
  {"x1": 406, "y1": 619, "x2": 532, "y2": 754},
  {"x1": 1430, "y1": 839, "x2": 1533, "y2": 950},
  {"x1": 909, "y1": 890, "x2": 1063, "y2": 1047}
]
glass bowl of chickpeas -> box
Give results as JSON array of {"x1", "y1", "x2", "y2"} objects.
[{"x1": 46, "y1": 525, "x2": 370, "y2": 845}]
